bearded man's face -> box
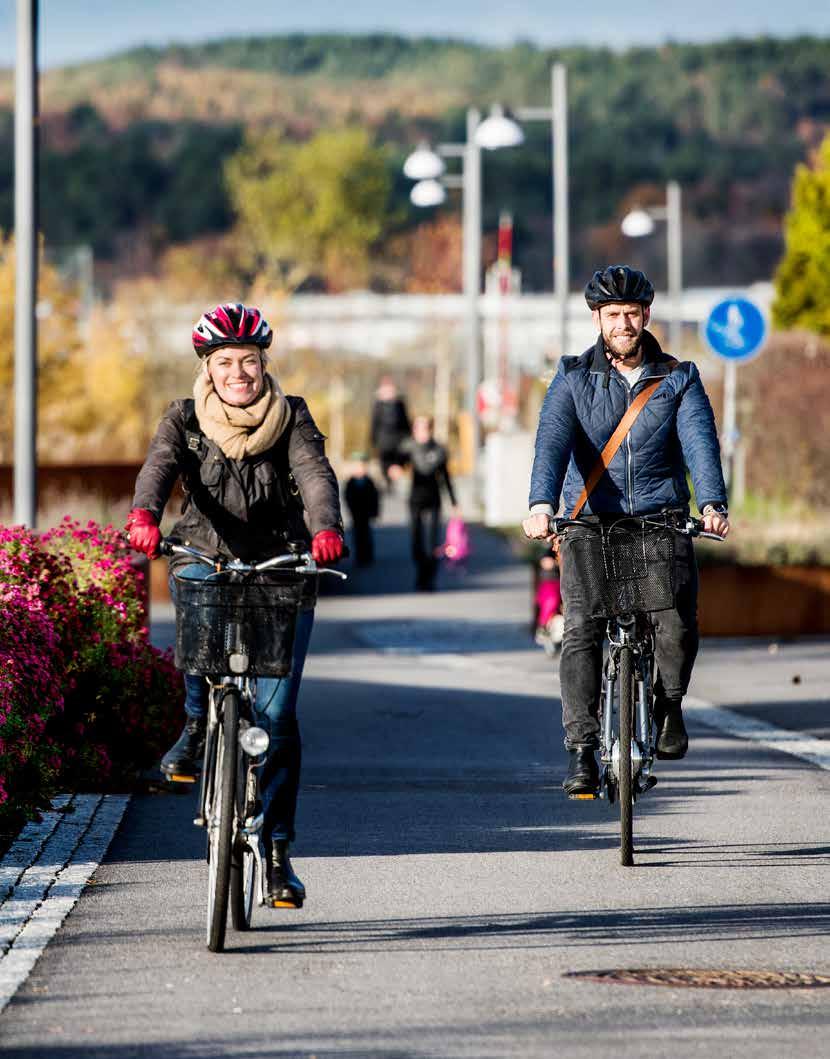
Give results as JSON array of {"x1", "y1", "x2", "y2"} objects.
[{"x1": 593, "y1": 302, "x2": 649, "y2": 360}]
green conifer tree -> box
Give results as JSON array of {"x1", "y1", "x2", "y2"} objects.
[{"x1": 772, "y1": 134, "x2": 830, "y2": 335}]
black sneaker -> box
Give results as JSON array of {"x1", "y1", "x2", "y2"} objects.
[
  {"x1": 160, "y1": 718, "x2": 206, "y2": 780},
  {"x1": 267, "y1": 840, "x2": 306, "y2": 908},
  {"x1": 656, "y1": 707, "x2": 689, "y2": 759},
  {"x1": 563, "y1": 747, "x2": 599, "y2": 796}
]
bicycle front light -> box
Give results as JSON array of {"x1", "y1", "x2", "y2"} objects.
[
  {"x1": 228, "y1": 651, "x2": 249, "y2": 674},
  {"x1": 240, "y1": 726, "x2": 270, "y2": 756}
]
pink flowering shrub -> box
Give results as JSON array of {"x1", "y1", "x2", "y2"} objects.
[
  {"x1": 0, "y1": 519, "x2": 180, "y2": 826},
  {"x1": 0, "y1": 585, "x2": 64, "y2": 816}
]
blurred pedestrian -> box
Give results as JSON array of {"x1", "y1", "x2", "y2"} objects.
[
  {"x1": 437, "y1": 512, "x2": 471, "y2": 576},
  {"x1": 397, "y1": 415, "x2": 458, "y2": 592},
  {"x1": 344, "y1": 451, "x2": 380, "y2": 566},
  {"x1": 533, "y1": 549, "x2": 564, "y2": 656},
  {"x1": 370, "y1": 375, "x2": 411, "y2": 487}
]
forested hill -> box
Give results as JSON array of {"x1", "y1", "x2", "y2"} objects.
[{"x1": 1, "y1": 33, "x2": 829, "y2": 288}]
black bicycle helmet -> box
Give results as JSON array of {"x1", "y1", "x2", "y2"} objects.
[{"x1": 584, "y1": 265, "x2": 655, "y2": 310}]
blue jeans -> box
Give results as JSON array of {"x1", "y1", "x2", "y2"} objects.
[{"x1": 172, "y1": 564, "x2": 314, "y2": 843}]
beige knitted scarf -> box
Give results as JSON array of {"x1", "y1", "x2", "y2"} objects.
[{"x1": 193, "y1": 372, "x2": 291, "y2": 460}]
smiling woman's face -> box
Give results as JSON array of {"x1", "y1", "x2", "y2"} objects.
[{"x1": 207, "y1": 345, "x2": 264, "y2": 406}]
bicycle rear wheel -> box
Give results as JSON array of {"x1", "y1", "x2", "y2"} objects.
[
  {"x1": 618, "y1": 645, "x2": 634, "y2": 867},
  {"x1": 206, "y1": 688, "x2": 239, "y2": 952},
  {"x1": 230, "y1": 740, "x2": 256, "y2": 931}
]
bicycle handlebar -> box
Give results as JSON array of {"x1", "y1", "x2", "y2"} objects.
[
  {"x1": 545, "y1": 514, "x2": 725, "y2": 543},
  {"x1": 159, "y1": 539, "x2": 349, "y2": 580}
]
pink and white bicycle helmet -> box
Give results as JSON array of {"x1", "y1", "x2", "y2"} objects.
[{"x1": 192, "y1": 302, "x2": 273, "y2": 357}]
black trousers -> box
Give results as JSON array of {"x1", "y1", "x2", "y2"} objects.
[
  {"x1": 558, "y1": 530, "x2": 699, "y2": 748},
  {"x1": 379, "y1": 449, "x2": 405, "y2": 485},
  {"x1": 351, "y1": 517, "x2": 374, "y2": 566},
  {"x1": 410, "y1": 503, "x2": 440, "y2": 590}
]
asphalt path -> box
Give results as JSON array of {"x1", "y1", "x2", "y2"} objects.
[{"x1": 1, "y1": 497, "x2": 829, "y2": 1057}]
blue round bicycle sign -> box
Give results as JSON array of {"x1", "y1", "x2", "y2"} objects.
[{"x1": 702, "y1": 296, "x2": 767, "y2": 362}]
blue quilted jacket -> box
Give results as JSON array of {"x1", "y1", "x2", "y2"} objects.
[{"x1": 529, "y1": 331, "x2": 727, "y2": 517}]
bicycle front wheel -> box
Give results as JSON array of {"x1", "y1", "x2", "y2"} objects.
[
  {"x1": 230, "y1": 739, "x2": 256, "y2": 931},
  {"x1": 618, "y1": 645, "x2": 634, "y2": 867},
  {"x1": 206, "y1": 688, "x2": 239, "y2": 952}
]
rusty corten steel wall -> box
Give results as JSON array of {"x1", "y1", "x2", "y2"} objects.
[{"x1": 0, "y1": 463, "x2": 183, "y2": 505}]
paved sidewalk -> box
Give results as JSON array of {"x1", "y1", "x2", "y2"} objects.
[{"x1": 1, "y1": 502, "x2": 828, "y2": 1058}]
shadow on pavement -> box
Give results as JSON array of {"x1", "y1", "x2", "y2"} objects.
[
  {"x1": 236, "y1": 900, "x2": 830, "y2": 955},
  {"x1": 105, "y1": 667, "x2": 821, "y2": 870},
  {"x1": 1, "y1": 1045, "x2": 421, "y2": 1059}
]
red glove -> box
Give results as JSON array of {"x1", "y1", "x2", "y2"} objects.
[
  {"x1": 126, "y1": 508, "x2": 161, "y2": 560},
  {"x1": 311, "y1": 529, "x2": 344, "y2": 564}
]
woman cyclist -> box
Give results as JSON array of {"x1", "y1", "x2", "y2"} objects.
[{"x1": 127, "y1": 302, "x2": 344, "y2": 908}]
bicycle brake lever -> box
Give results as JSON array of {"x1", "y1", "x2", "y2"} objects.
[{"x1": 317, "y1": 568, "x2": 348, "y2": 581}]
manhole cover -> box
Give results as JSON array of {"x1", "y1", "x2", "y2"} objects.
[{"x1": 564, "y1": 969, "x2": 830, "y2": 990}]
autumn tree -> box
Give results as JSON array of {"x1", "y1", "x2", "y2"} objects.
[
  {"x1": 402, "y1": 215, "x2": 463, "y2": 294},
  {"x1": 0, "y1": 235, "x2": 84, "y2": 461},
  {"x1": 54, "y1": 298, "x2": 154, "y2": 460},
  {"x1": 772, "y1": 134, "x2": 830, "y2": 335},
  {"x1": 741, "y1": 332, "x2": 830, "y2": 508},
  {"x1": 0, "y1": 234, "x2": 156, "y2": 462},
  {"x1": 224, "y1": 128, "x2": 392, "y2": 291}
]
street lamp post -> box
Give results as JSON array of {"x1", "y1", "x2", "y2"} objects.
[
  {"x1": 404, "y1": 108, "x2": 484, "y2": 507},
  {"x1": 475, "y1": 63, "x2": 571, "y2": 357},
  {"x1": 404, "y1": 66, "x2": 571, "y2": 506},
  {"x1": 462, "y1": 109, "x2": 482, "y2": 467},
  {"x1": 621, "y1": 180, "x2": 684, "y2": 354},
  {"x1": 14, "y1": 0, "x2": 38, "y2": 527}
]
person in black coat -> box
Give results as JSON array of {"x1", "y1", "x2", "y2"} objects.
[
  {"x1": 396, "y1": 415, "x2": 458, "y2": 592},
  {"x1": 344, "y1": 453, "x2": 380, "y2": 566},
  {"x1": 370, "y1": 376, "x2": 411, "y2": 486}
]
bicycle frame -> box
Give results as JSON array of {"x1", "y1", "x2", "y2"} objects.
[
  {"x1": 600, "y1": 612, "x2": 657, "y2": 800},
  {"x1": 161, "y1": 537, "x2": 347, "y2": 948},
  {"x1": 198, "y1": 674, "x2": 271, "y2": 908},
  {"x1": 543, "y1": 511, "x2": 723, "y2": 864}
]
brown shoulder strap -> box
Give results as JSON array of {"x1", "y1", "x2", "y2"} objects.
[{"x1": 569, "y1": 376, "x2": 666, "y2": 520}]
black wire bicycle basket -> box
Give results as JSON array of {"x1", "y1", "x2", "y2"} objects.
[
  {"x1": 172, "y1": 571, "x2": 306, "y2": 677},
  {"x1": 562, "y1": 521, "x2": 676, "y2": 619}
]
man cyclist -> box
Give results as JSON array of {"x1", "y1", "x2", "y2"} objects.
[{"x1": 522, "y1": 266, "x2": 729, "y2": 795}]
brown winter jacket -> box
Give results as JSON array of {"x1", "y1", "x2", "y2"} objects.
[{"x1": 132, "y1": 395, "x2": 343, "y2": 572}]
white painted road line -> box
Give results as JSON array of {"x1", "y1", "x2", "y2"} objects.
[
  {"x1": 541, "y1": 670, "x2": 829, "y2": 773},
  {"x1": 0, "y1": 794, "x2": 129, "y2": 1014},
  {"x1": 685, "y1": 695, "x2": 830, "y2": 772}
]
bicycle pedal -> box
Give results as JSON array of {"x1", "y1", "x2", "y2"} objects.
[
  {"x1": 269, "y1": 898, "x2": 304, "y2": 909},
  {"x1": 568, "y1": 792, "x2": 599, "y2": 801},
  {"x1": 168, "y1": 773, "x2": 198, "y2": 784},
  {"x1": 193, "y1": 815, "x2": 206, "y2": 827}
]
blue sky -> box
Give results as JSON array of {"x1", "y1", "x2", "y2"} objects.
[{"x1": 1, "y1": 0, "x2": 829, "y2": 68}]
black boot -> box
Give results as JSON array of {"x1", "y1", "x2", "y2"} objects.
[
  {"x1": 563, "y1": 746, "x2": 599, "y2": 795},
  {"x1": 267, "y1": 840, "x2": 306, "y2": 908},
  {"x1": 656, "y1": 700, "x2": 689, "y2": 759},
  {"x1": 160, "y1": 717, "x2": 206, "y2": 779}
]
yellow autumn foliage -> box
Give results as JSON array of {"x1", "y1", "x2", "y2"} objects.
[{"x1": 0, "y1": 233, "x2": 153, "y2": 462}]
